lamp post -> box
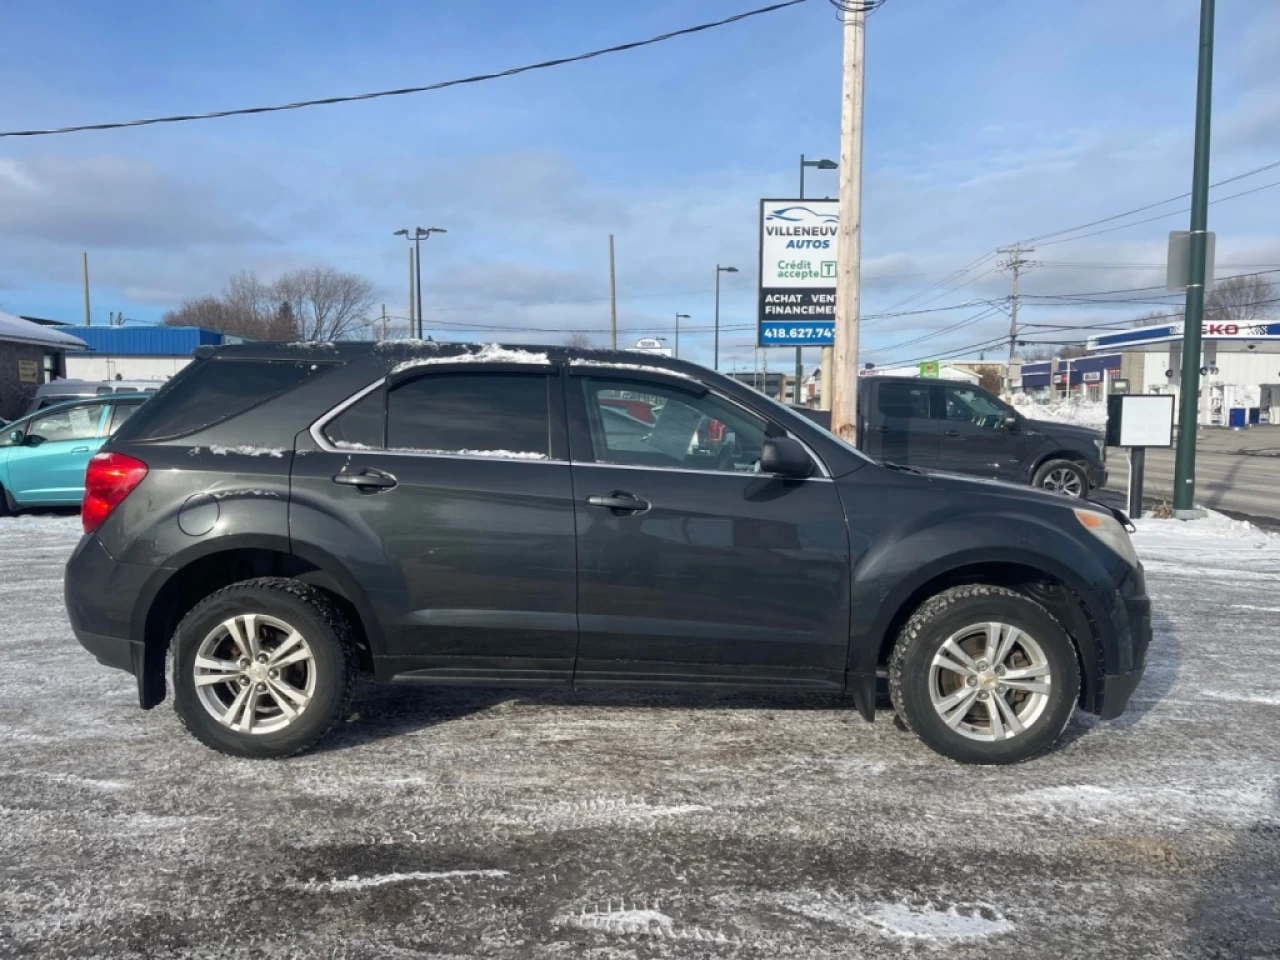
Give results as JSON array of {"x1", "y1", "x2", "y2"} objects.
[
  {"x1": 714, "y1": 265, "x2": 738, "y2": 371},
  {"x1": 394, "y1": 226, "x2": 447, "y2": 338},
  {"x1": 674, "y1": 313, "x2": 690, "y2": 359},
  {"x1": 798, "y1": 155, "x2": 837, "y2": 405}
]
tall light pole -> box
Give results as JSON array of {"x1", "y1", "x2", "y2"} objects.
[
  {"x1": 714, "y1": 265, "x2": 738, "y2": 371},
  {"x1": 395, "y1": 227, "x2": 447, "y2": 338},
  {"x1": 675, "y1": 313, "x2": 690, "y2": 359},
  {"x1": 799, "y1": 155, "x2": 837, "y2": 405},
  {"x1": 1172, "y1": 0, "x2": 1216, "y2": 518}
]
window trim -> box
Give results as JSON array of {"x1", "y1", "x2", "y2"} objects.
[
  {"x1": 309, "y1": 376, "x2": 568, "y2": 465},
  {"x1": 568, "y1": 370, "x2": 832, "y2": 480}
]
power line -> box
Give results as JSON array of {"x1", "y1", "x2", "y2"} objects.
[
  {"x1": 1018, "y1": 157, "x2": 1280, "y2": 245},
  {"x1": 0, "y1": 0, "x2": 811, "y2": 139}
]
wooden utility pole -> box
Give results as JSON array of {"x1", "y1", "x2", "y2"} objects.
[
  {"x1": 609, "y1": 234, "x2": 618, "y2": 349},
  {"x1": 829, "y1": 6, "x2": 866, "y2": 441},
  {"x1": 997, "y1": 243, "x2": 1034, "y2": 395}
]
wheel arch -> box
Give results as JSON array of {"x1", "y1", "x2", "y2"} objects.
[{"x1": 131, "y1": 535, "x2": 382, "y2": 708}]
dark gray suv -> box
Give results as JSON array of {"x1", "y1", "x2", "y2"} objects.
[{"x1": 64, "y1": 342, "x2": 1151, "y2": 764}]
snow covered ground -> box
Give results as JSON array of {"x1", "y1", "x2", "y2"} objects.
[{"x1": 1, "y1": 512, "x2": 1278, "y2": 958}]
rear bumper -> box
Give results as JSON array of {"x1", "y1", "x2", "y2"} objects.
[{"x1": 65, "y1": 534, "x2": 164, "y2": 708}]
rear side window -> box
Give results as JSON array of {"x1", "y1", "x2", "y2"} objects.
[
  {"x1": 118, "y1": 358, "x2": 331, "y2": 441},
  {"x1": 877, "y1": 382, "x2": 931, "y2": 418},
  {"x1": 324, "y1": 389, "x2": 384, "y2": 449},
  {"x1": 385, "y1": 373, "x2": 550, "y2": 458}
]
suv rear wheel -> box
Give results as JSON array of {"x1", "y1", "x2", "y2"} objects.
[
  {"x1": 172, "y1": 578, "x2": 358, "y2": 758},
  {"x1": 889, "y1": 585, "x2": 1080, "y2": 764}
]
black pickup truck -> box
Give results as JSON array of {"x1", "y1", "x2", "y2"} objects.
[{"x1": 800, "y1": 377, "x2": 1107, "y2": 498}]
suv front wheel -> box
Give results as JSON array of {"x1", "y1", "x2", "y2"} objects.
[
  {"x1": 172, "y1": 578, "x2": 358, "y2": 758},
  {"x1": 889, "y1": 585, "x2": 1080, "y2": 764}
]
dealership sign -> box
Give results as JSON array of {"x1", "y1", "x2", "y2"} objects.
[{"x1": 758, "y1": 199, "x2": 838, "y2": 347}]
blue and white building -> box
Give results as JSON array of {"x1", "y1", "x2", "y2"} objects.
[{"x1": 60, "y1": 326, "x2": 246, "y2": 382}]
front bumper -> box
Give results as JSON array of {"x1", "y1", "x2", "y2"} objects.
[{"x1": 1085, "y1": 565, "x2": 1152, "y2": 718}]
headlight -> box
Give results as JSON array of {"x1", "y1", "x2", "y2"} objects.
[
  {"x1": 1092, "y1": 438, "x2": 1104, "y2": 455},
  {"x1": 1074, "y1": 508, "x2": 1138, "y2": 567}
]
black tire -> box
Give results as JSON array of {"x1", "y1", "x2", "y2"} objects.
[
  {"x1": 172, "y1": 577, "x2": 358, "y2": 758},
  {"x1": 1031, "y1": 458, "x2": 1089, "y2": 499},
  {"x1": 889, "y1": 585, "x2": 1080, "y2": 765},
  {"x1": 0, "y1": 485, "x2": 12, "y2": 517}
]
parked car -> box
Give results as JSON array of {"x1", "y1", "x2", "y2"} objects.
[
  {"x1": 0, "y1": 395, "x2": 149, "y2": 513},
  {"x1": 794, "y1": 377, "x2": 1106, "y2": 498},
  {"x1": 64, "y1": 344, "x2": 1150, "y2": 765},
  {"x1": 25, "y1": 379, "x2": 164, "y2": 415}
]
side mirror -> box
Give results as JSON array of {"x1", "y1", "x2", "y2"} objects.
[
  {"x1": 1004, "y1": 413, "x2": 1019, "y2": 432},
  {"x1": 761, "y1": 437, "x2": 814, "y2": 478},
  {"x1": 8, "y1": 429, "x2": 24, "y2": 445}
]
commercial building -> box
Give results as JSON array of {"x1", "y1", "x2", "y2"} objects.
[
  {"x1": 58, "y1": 326, "x2": 246, "y2": 381},
  {"x1": 0, "y1": 312, "x2": 87, "y2": 421}
]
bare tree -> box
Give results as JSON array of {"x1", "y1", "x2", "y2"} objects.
[
  {"x1": 564, "y1": 331, "x2": 593, "y2": 349},
  {"x1": 274, "y1": 267, "x2": 376, "y2": 341},
  {"x1": 971, "y1": 364, "x2": 1003, "y2": 395},
  {"x1": 1205, "y1": 273, "x2": 1275, "y2": 324},
  {"x1": 1018, "y1": 344, "x2": 1087, "y2": 362},
  {"x1": 1134, "y1": 310, "x2": 1174, "y2": 327}
]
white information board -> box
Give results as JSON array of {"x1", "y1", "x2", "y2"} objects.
[{"x1": 1117, "y1": 395, "x2": 1175, "y2": 447}]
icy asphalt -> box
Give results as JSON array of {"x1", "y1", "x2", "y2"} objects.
[{"x1": 1, "y1": 514, "x2": 1278, "y2": 959}]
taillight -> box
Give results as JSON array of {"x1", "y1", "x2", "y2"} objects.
[{"x1": 82, "y1": 452, "x2": 149, "y2": 534}]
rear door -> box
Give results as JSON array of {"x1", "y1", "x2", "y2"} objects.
[
  {"x1": 936, "y1": 384, "x2": 1022, "y2": 480},
  {"x1": 6, "y1": 403, "x2": 108, "y2": 503},
  {"x1": 566, "y1": 369, "x2": 851, "y2": 689},
  {"x1": 863, "y1": 381, "x2": 940, "y2": 466},
  {"x1": 293, "y1": 364, "x2": 579, "y2": 685}
]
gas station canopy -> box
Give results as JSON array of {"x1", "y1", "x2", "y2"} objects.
[{"x1": 1087, "y1": 320, "x2": 1280, "y2": 353}]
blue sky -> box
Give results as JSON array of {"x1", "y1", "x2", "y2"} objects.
[{"x1": 1, "y1": 0, "x2": 1277, "y2": 371}]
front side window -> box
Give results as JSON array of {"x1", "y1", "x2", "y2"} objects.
[
  {"x1": 877, "y1": 382, "x2": 931, "y2": 418},
  {"x1": 944, "y1": 386, "x2": 1007, "y2": 430},
  {"x1": 26, "y1": 404, "x2": 106, "y2": 444},
  {"x1": 580, "y1": 376, "x2": 770, "y2": 473},
  {"x1": 385, "y1": 373, "x2": 550, "y2": 459}
]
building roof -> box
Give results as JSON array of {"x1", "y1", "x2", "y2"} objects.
[
  {"x1": 0, "y1": 311, "x2": 87, "y2": 349},
  {"x1": 59, "y1": 325, "x2": 244, "y2": 356}
]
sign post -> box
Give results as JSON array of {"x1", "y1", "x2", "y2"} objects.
[
  {"x1": 757, "y1": 200, "x2": 838, "y2": 349},
  {"x1": 1106, "y1": 394, "x2": 1176, "y2": 518}
]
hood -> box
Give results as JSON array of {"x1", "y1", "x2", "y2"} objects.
[
  {"x1": 1024, "y1": 417, "x2": 1104, "y2": 443},
  {"x1": 911, "y1": 465, "x2": 1083, "y2": 508}
]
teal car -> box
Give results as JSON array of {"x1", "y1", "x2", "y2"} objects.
[{"x1": 0, "y1": 395, "x2": 148, "y2": 513}]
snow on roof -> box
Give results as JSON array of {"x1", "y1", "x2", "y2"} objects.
[
  {"x1": 568, "y1": 358, "x2": 698, "y2": 380},
  {"x1": 390, "y1": 342, "x2": 550, "y2": 373},
  {"x1": 0, "y1": 311, "x2": 87, "y2": 349}
]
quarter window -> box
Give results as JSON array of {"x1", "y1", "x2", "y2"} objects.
[
  {"x1": 385, "y1": 373, "x2": 551, "y2": 458},
  {"x1": 579, "y1": 376, "x2": 771, "y2": 473},
  {"x1": 877, "y1": 382, "x2": 931, "y2": 418}
]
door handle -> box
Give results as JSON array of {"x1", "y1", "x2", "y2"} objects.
[
  {"x1": 333, "y1": 469, "x2": 397, "y2": 490},
  {"x1": 872, "y1": 425, "x2": 891, "y2": 433},
  {"x1": 587, "y1": 492, "x2": 650, "y2": 513},
  {"x1": 943, "y1": 429, "x2": 961, "y2": 438},
  {"x1": 71, "y1": 446, "x2": 91, "y2": 453}
]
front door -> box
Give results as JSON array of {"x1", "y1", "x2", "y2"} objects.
[
  {"x1": 935, "y1": 384, "x2": 1022, "y2": 481},
  {"x1": 863, "y1": 380, "x2": 940, "y2": 467},
  {"x1": 6, "y1": 403, "x2": 108, "y2": 503},
  {"x1": 566, "y1": 370, "x2": 851, "y2": 690},
  {"x1": 294, "y1": 367, "x2": 579, "y2": 684}
]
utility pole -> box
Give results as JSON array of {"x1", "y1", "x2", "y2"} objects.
[
  {"x1": 675, "y1": 313, "x2": 689, "y2": 359},
  {"x1": 380, "y1": 303, "x2": 388, "y2": 341},
  {"x1": 82, "y1": 252, "x2": 91, "y2": 326},
  {"x1": 997, "y1": 243, "x2": 1034, "y2": 395},
  {"x1": 609, "y1": 234, "x2": 618, "y2": 350},
  {"x1": 829, "y1": 4, "x2": 866, "y2": 441},
  {"x1": 1173, "y1": 0, "x2": 1216, "y2": 518},
  {"x1": 407, "y1": 247, "x2": 416, "y2": 338}
]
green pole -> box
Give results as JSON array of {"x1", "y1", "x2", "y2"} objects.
[{"x1": 1172, "y1": 0, "x2": 1215, "y2": 516}]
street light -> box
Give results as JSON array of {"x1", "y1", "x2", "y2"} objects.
[
  {"x1": 799, "y1": 154, "x2": 838, "y2": 200},
  {"x1": 674, "y1": 313, "x2": 690, "y2": 359},
  {"x1": 714, "y1": 265, "x2": 738, "y2": 371},
  {"x1": 394, "y1": 226, "x2": 447, "y2": 338}
]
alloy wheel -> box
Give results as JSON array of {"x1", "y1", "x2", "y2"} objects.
[
  {"x1": 193, "y1": 614, "x2": 316, "y2": 735},
  {"x1": 1042, "y1": 467, "x2": 1084, "y2": 498},
  {"x1": 928, "y1": 621, "x2": 1052, "y2": 742}
]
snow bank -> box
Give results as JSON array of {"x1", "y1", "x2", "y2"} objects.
[
  {"x1": 1010, "y1": 394, "x2": 1107, "y2": 427},
  {"x1": 391, "y1": 343, "x2": 549, "y2": 373}
]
